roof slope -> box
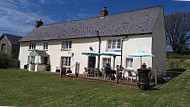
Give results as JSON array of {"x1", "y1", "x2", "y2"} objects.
[
  {"x1": 20, "y1": 6, "x2": 162, "y2": 42},
  {"x1": 0, "y1": 33, "x2": 22, "y2": 44},
  {"x1": 30, "y1": 50, "x2": 49, "y2": 56}
]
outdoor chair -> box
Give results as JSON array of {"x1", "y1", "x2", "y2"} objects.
[
  {"x1": 94, "y1": 68, "x2": 100, "y2": 77},
  {"x1": 87, "y1": 68, "x2": 95, "y2": 77},
  {"x1": 130, "y1": 71, "x2": 138, "y2": 81},
  {"x1": 83, "y1": 67, "x2": 88, "y2": 77},
  {"x1": 123, "y1": 70, "x2": 132, "y2": 81}
]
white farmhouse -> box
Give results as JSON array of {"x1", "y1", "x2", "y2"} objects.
[{"x1": 19, "y1": 6, "x2": 166, "y2": 74}]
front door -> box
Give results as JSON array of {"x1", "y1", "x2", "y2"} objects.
[{"x1": 88, "y1": 56, "x2": 96, "y2": 68}]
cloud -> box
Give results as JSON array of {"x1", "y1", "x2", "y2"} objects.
[
  {"x1": 40, "y1": 0, "x2": 65, "y2": 4},
  {"x1": 0, "y1": 0, "x2": 57, "y2": 36}
]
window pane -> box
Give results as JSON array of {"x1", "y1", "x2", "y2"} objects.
[
  {"x1": 68, "y1": 57, "x2": 71, "y2": 66},
  {"x1": 69, "y1": 41, "x2": 72, "y2": 49},
  {"x1": 117, "y1": 39, "x2": 121, "y2": 49},
  {"x1": 103, "y1": 58, "x2": 111, "y2": 67},
  {"x1": 44, "y1": 42, "x2": 48, "y2": 49},
  {"x1": 62, "y1": 57, "x2": 71, "y2": 66},
  {"x1": 107, "y1": 40, "x2": 112, "y2": 49},
  {"x1": 112, "y1": 40, "x2": 116, "y2": 49},
  {"x1": 62, "y1": 41, "x2": 72, "y2": 49},
  {"x1": 62, "y1": 41, "x2": 65, "y2": 49},
  {"x1": 29, "y1": 43, "x2": 32, "y2": 49},
  {"x1": 126, "y1": 59, "x2": 133, "y2": 68}
]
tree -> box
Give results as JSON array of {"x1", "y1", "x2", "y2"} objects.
[
  {"x1": 0, "y1": 51, "x2": 11, "y2": 69},
  {"x1": 165, "y1": 12, "x2": 190, "y2": 53}
]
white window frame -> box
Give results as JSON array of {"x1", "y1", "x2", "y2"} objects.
[
  {"x1": 107, "y1": 39, "x2": 121, "y2": 50},
  {"x1": 62, "y1": 57, "x2": 71, "y2": 67},
  {"x1": 61, "y1": 41, "x2": 72, "y2": 50},
  {"x1": 29, "y1": 42, "x2": 36, "y2": 50},
  {"x1": 102, "y1": 58, "x2": 111, "y2": 68},
  {"x1": 29, "y1": 56, "x2": 35, "y2": 64},
  {"x1": 43, "y1": 42, "x2": 48, "y2": 50},
  {"x1": 126, "y1": 58, "x2": 133, "y2": 70}
]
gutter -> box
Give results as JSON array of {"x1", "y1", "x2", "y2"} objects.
[
  {"x1": 97, "y1": 31, "x2": 101, "y2": 75},
  {"x1": 120, "y1": 35, "x2": 128, "y2": 67}
]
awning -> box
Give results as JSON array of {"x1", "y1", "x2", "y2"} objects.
[
  {"x1": 101, "y1": 52, "x2": 121, "y2": 57},
  {"x1": 129, "y1": 50, "x2": 154, "y2": 57},
  {"x1": 129, "y1": 50, "x2": 154, "y2": 65},
  {"x1": 81, "y1": 51, "x2": 101, "y2": 56}
]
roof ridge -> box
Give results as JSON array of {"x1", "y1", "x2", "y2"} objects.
[
  {"x1": 42, "y1": 5, "x2": 163, "y2": 27},
  {"x1": 3, "y1": 33, "x2": 22, "y2": 38}
]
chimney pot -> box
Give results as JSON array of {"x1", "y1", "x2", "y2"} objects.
[
  {"x1": 35, "y1": 19, "x2": 43, "y2": 28},
  {"x1": 101, "y1": 7, "x2": 108, "y2": 17}
]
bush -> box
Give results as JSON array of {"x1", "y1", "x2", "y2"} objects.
[
  {"x1": 9, "y1": 59, "x2": 20, "y2": 68},
  {"x1": 0, "y1": 51, "x2": 11, "y2": 69},
  {"x1": 167, "y1": 52, "x2": 190, "y2": 59}
]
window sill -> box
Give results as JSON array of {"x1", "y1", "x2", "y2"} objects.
[
  {"x1": 61, "y1": 48, "x2": 72, "y2": 51},
  {"x1": 106, "y1": 49, "x2": 121, "y2": 52},
  {"x1": 125, "y1": 68, "x2": 133, "y2": 71},
  {"x1": 43, "y1": 49, "x2": 48, "y2": 51}
]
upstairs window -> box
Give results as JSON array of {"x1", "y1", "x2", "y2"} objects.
[
  {"x1": 107, "y1": 39, "x2": 121, "y2": 50},
  {"x1": 29, "y1": 42, "x2": 36, "y2": 50},
  {"x1": 62, "y1": 41, "x2": 72, "y2": 50},
  {"x1": 43, "y1": 42, "x2": 48, "y2": 50}
]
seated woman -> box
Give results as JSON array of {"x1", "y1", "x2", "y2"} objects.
[{"x1": 65, "y1": 68, "x2": 72, "y2": 75}]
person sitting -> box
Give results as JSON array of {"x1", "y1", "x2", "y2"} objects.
[
  {"x1": 104, "y1": 63, "x2": 112, "y2": 78},
  {"x1": 65, "y1": 68, "x2": 72, "y2": 75}
]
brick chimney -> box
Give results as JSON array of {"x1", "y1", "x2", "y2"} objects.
[
  {"x1": 101, "y1": 7, "x2": 108, "y2": 18},
  {"x1": 35, "y1": 19, "x2": 43, "y2": 28}
]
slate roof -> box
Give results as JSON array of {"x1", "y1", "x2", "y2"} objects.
[
  {"x1": 20, "y1": 6, "x2": 163, "y2": 42},
  {"x1": 0, "y1": 33, "x2": 22, "y2": 44},
  {"x1": 30, "y1": 50, "x2": 49, "y2": 56}
]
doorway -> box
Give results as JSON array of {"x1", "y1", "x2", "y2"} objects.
[{"x1": 88, "y1": 56, "x2": 96, "y2": 68}]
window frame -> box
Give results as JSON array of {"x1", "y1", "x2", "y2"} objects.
[
  {"x1": 102, "y1": 58, "x2": 111, "y2": 68},
  {"x1": 126, "y1": 58, "x2": 133, "y2": 70},
  {"x1": 107, "y1": 39, "x2": 121, "y2": 50},
  {"x1": 28, "y1": 56, "x2": 35, "y2": 64},
  {"x1": 29, "y1": 42, "x2": 36, "y2": 50},
  {"x1": 61, "y1": 57, "x2": 71, "y2": 67},
  {"x1": 61, "y1": 41, "x2": 72, "y2": 50},
  {"x1": 43, "y1": 42, "x2": 48, "y2": 50}
]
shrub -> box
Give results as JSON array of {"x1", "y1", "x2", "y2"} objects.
[
  {"x1": 9, "y1": 59, "x2": 20, "y2": 68},
  {"x1": 0, "y1": 51, "x2": 11, "y2": 69}
]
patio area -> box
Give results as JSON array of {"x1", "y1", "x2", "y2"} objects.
[{"x1": 60, "y1": 67, "x2": 139, "y2": 88}]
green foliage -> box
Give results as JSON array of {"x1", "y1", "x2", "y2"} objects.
[
  {"x1": 9, "y1": 59, "x2": 20, "y2": 68},
  {"x1": 166, "y1": 59, "x2": 190, "y2": 70},
  {"x1": 0, "y1": 69, "x2": 190, "y2": 107},
  {"x1": 167, "y1": 52, "x2": 190, "y2": 59},
  {"x1": 0, "y1": 51, "x2": 11, "y2": 69}
]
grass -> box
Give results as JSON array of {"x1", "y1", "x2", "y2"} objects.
[{"x1": 0, "y1": 69, "x2": 190, "y2": 107}]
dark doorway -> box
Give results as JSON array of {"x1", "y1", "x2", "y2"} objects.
[
  {"x1": 44, "y1": 57, "x2": 48, "y2": 64},
  {"x1": 88, "y1": 56, "x2": 96, "y2": 68},
  {"x1": 1, "y1": 43, "x2": 5, "y2": 51}
]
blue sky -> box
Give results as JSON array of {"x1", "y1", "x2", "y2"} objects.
[{"x1": 0, "y1": 0, "x2": 190, "y2": 37}]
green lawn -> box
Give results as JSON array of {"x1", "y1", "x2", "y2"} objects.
[{"x1": 0, "y1": 69, "x2": 190, "y2": 107}]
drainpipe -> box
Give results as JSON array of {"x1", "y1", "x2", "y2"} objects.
[
  {"x1": 120, "y1": 35, "x2": 128, "y2": 68},
  {"x1": 97, "y1": 31, "x2": 101, "y2": 76}
]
